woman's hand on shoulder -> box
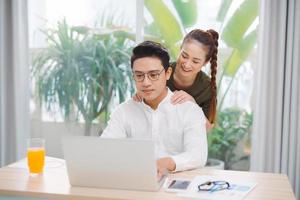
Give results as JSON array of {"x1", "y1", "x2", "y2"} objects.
[
  {"x1": 132, "y1": 93, "x2": 143, "y2": 102},
  {"x1": 171, "y1": 90, "x2": 196, "y2": 104}
]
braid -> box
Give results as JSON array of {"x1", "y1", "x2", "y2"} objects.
[
  {"x1": 207, "y1": 29, "x2": 219, "y2": 123},
  {"x1": 183, "y1": 29, "x2": 219, "y2": 123}
]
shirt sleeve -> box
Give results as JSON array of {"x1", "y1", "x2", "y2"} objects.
[
  {"x1": 100, "y1": 106, "x2": 127, "y2": 138},
  {"x1": 171, "y1": 103, "x2": 208, "y2": 172}
]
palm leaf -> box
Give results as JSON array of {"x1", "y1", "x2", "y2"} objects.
[
  {"x1": 144, "y1": 0, "x2": 183, "y2": 58},
  {"x1": 171, "y1": 0, "x2": 197, "y2": 28},
  {"x1": 223, "y1": 29, "x2": 257, "y2": 76},
  {"x1": 216, "y1": 0, "x2": 233, "y2": 22},
  {"x1": 221, "y1": 0, "x2": 258, "y2": 47}
]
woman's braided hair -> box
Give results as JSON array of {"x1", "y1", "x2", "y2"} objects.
[{"x1": 182, "y1": 29, "x2": 219, "y2": 123}]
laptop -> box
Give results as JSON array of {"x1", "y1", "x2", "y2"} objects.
[{"x1": 62, "y1": 136, "x2": 167, "y2": 191}]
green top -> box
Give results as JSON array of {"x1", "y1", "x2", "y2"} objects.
[{"x1": 167, "y1": 62, "x2": 212, "y2": 119}]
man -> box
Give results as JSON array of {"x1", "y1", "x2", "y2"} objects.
[{"x1": 101, "y1": 41, "x2": 207, "y2": 175}]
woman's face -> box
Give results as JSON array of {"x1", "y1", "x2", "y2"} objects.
[{"x1": 176, "y1": 40, "x2": 208, "y2": 78}]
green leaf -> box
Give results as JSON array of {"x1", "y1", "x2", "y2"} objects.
[
  {"x1": 224, "y1": 29, "x2": 257, "y2": 76},
  {"x1": 171, "y1": 0, "x2": 198, "y2": 28},
  {"x1": 221, "y1": 0, "x2": 258, "y2": 47},
  {"x1": 144, "y1": 0, "x2": 183, "y2": 58},
  {"x1": 216, "y1": 0, "x2": 233, "y2": 22},
  {"x1": 144, "y1": 22, "x2": 162, "y2": 38},
  {"x1": 208, "y1": 107, "x2": 253, "y2": 169},
  {"x1": 32, "y1": 19, "x2": 134, "y2": 134},
  {"x1": 72, "y1": 26, "x2": 90, "y2": 34}
]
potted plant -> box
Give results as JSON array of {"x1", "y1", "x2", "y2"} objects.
[
  {"x1": 32, "y1": 19, "x2": 135, "y2": 135},
  {"x1": 207, "y1": 107, "x2": 253, "y2": 169}
]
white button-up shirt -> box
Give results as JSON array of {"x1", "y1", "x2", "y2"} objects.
[{"x1": 101, "y1": 89, "x2": 207, "y2": 171}]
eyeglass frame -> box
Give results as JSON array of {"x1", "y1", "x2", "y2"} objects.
[
  {"x1": 198, "y1": 181, "x2": 230, "y2": 192},
  {"x1": 132, "y1": 68, "x2": 165, "y2": 82}
]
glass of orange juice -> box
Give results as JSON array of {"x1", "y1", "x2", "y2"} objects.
[{"x1": 27, "y1": 138, "x2": 45, "y2": 174}]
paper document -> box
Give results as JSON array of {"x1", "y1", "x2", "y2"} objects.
[{"x1": 178, "y1": 175, "x2": 256, "y2": 200}]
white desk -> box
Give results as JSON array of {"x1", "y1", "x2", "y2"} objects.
[{"x1": 0, "y1": 157, "x2": 296, "y2": 200}]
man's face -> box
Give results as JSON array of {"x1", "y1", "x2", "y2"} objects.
[{"x1": 132, "y1": 57, "x2": 171, "y2": 106}]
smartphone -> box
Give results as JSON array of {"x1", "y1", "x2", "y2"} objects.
[{"x1": 164, "y1": 179, "x2": 191, "y2": 193}]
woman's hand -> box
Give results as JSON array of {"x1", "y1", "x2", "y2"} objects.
[
  {"x1": 206, "y1": 120, "x2": 214, "y2": 133},
  {"x1": 171, "y1": 90, "x2": 196, "y2": 104},
  {"x1": 132, "y1": 93, "x2": 143, "y2": 102}
]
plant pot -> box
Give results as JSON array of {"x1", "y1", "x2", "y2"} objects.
[{"x1": 205, "y1": 158, "x2": 225, "y2": 170}]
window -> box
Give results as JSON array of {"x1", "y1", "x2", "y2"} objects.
[{"x1": 28, "y1": 0, "x2": 258, "y2": 169}]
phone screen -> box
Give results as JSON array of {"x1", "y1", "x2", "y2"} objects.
[{"x1": 168, "y1": 180, "x2": 191, "y2": 190}]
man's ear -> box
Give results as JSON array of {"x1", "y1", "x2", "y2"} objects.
[{"x1": 165, "y1": 67, "x2": 172, "y2": 80}]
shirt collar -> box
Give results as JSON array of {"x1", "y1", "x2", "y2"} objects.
[{"x1": 140, "y1": 87, "x2": 173, "y2": 111}]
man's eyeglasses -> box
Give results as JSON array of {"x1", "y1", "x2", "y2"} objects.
[
  {"x1": 133, "y1": 69, "x2": 165, "y2": 82},
  {"x1": 198, "y1": 181, "x2": 230, "y2": 193}
]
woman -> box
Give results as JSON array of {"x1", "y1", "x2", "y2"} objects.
[
  {"x1": 134, "y1": 29, "x2": 219, "y2": 128},
  {"x1": 169, "y1": 29, "x2": 219, "y2": 127}
]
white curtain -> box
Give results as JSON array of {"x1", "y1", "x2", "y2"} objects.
[
  {"x1": 251, "y1": 0, "x2": 300, "y2": 199},
  {"x1": 0, "y1": 0, "x2": 30, "y2": 167}
]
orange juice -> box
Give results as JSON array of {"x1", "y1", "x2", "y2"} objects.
[{"x1": 27, "y1": 147, "x2": 45, "y2": 173}]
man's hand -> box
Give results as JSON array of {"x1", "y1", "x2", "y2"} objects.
[
  {"x1": 156, "y1": 157, "x2": 176, "y2": 180},
  {"x1": 171, "y1": 90, "x2": 196, "y2": 104}
]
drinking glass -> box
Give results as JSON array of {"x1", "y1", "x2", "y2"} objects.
[{"x1": 27, "y1": 138, "x2": 45, "y2": 174}]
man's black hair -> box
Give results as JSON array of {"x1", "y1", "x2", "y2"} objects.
[{"x1": 131, "y1": 41, "x2": 170, "y2": 69}]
